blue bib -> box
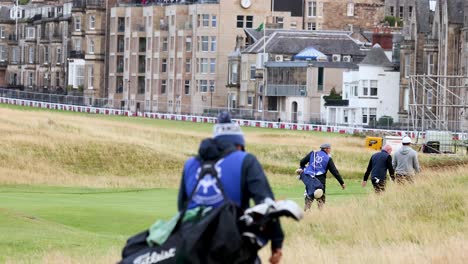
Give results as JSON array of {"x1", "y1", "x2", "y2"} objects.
[
  {"x1": 183, "y1": 151, "x2": 247, "y2": 209},
  {"x1": 304, "y1": 150, "x2": 329, "y2": 176}
]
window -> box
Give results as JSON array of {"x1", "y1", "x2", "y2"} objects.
[
  {"x1": 28, "y1": 72, "x2": 33, "y2": 86},
  {"x1": 0, "y1": 46, "x2": 6, "y2": 61},
  {"x1": 370, "y1": 80, "x2": 378, "y2": 96},
  {"x1": 317, "y1": 67, "x2": 324, "y2": 90},
  {"x1": 362, "y1": 108, "x2": 368, "y2": 124},
  {"x1": 347, "y1": 3, "x2": 354, "y2": 16},
  {"x1": 116, "y1": 56, "x2": 123, "y2": 72},
  {"x1": 185, "y1": 37, "x2": 192, "y2": 51},
  {"x1": 170, "y1": 36, "x2": 174, "y2": 50},
  {"x1": 275, "y1": 17, "x2": 284, "y2": 28},
  {"x1": 307, "y1": 22, "x2": 316, "y2": 30},
  {"x1": 212, "y1": 15, "x2": 217, "y2": 27},
  {"x1": 230, "y1": 62, "x2": 238, "y2": 84},
  {"x1": 162, "y1": 37, "x2": 168, "y2": 51},
  {"x1": 200, "y1": 58, "x2": 208, "y2": 73},
  {"x1": 185, "y1": 58, "x2": 191, "y2": 73},
  {"x1": 0, "y1": 26, "x2": 4, "y2": 38},
  {"x1": 170, "y1": 58, "x2": 174, "y2": 72},
  {"x1": 184, "y1": 80, "x2": 190, "y2": 95},
  {"x1": 246, "y1": 16, "x2": 253, "y2": 28},
  {"x1": 88, "y1": 66, "x2": 94, "y2": 89},
  {"x1": 250, "y1": 65, "x2": 256, "y2": 80},
  {"x1": 76, "y1": 65, "x2": 84, "y2": 86},
  {"x1": 427, "y1": 54, "x2": 434, "y2": 75},
  {"x1": 237, "y1": 15, "x2": 244, "y2": 28},
  {"x1": 353, "y1": 83, "x2": 358, "y2": 96},
  {"x1": 200, "y1": 80, "x2": 208, "y2": 92},
  {"x1": 399, "y1": 6, "x2": 404, "y2": 19},
  {"x1": 409, "y1": 6, "x2": 413, "y2": 17},
  {"x1": 362, "y1": 80, "x2": 368, "y2": 96},
  {"x1": 88, "y1": 38, "x2": 95, "y2": 54},
  {"x1": 369, "y1": 108, "x2": 377, "y2": 125},
  {"x1": 210, "y1": 59, "x2": 216, "y2": 73},
  {"x1": 75, "y1": 16, "x2": 81, "y2": 31},
  {"x1": 118, "y1": 17, "x2": 125, "y2": 32},
  {"x1": 74, "y1": 38, "x2": 81, "y2": 50},
  {"x1": 125, "y1": 37, "x2": 129, "y2": 50},
  {"x1": 161, "y1": 79, "x2": 167, "y2": 94},
  {"x1": 210, "y1": 36, "x2": 216, "y2": 52},
  {"x1": 28, "y1": 46, "x2": 34, "y2": 63},
  {"x1": 44, "y1": 46, "x2": 49, "y2": 63},
  {"x1": 89, "y1": 15, "x2": 95, "y2": 29},
  {"x1": 12, "y1": 47, "x2": 19, "y2": 63},
  {"x1": 56, "y1": 47, "x2": 61, "y2": 63},
  {"x1": 247, "y1": 96, "x2": 253, "y2": 105},
  {"x1": 147, "y1": 58, "x2": 151, "y2": 72},
  {"x1": 26, "y1": 27, "x2": 35, "y2": 39},
  {"x1": 161, "y1": 58, "x2": 167, "y2": 72},
  {"x1": 390, "y1": 6, "x2": 394, "y2": 17},
  {"x1": 308, "y1": 1, "x2": 317, "y2": 17},
  {"x1": 201, "y1": 36, "x2": 209, "y2": 51},
  {"x1": 202, "y1": 14, "x2": 209, "y2": 27},
  {"x1": 138, "y1": 77, "x2": 145, "y2": 94},
  {"x1": 55, "y1": 72, "x2": 60, "y2": 87},
  {"x1": 344, "y1": 110, "x2": 349, "y2": 123},
  {"x1": 116, "y1": 77, "x2": 123, "y2": 93}
]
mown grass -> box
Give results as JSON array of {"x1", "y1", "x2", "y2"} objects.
[{"x1": 1, "y1": 104, "x2": 468, "y2": 263}]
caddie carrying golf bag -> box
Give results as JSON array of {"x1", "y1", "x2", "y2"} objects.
[{"x1": 119, "y1": 158, "x2": 304, "y2": 264}]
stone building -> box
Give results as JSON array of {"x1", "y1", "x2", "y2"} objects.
[
  {"x1": 304, "y1": 0, "x2": 385, "y2": 31},
  {"x1": 0, "y1": 0, "x2": 111, "y2": 103},
  {"x1": 107, "y1": 0, "x2": 300, "y2": 113},
  {"x1": 236, "y1": 29, "x2": 367, "y2": 123}
]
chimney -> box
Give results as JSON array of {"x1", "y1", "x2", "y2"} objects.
[{"x1": 372, "y1": 26, "x2": 393, "y2": 50}]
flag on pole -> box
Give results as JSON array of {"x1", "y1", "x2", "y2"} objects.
[{"x1": 255, "y1": 23, "x2": 264, "y2": 32}]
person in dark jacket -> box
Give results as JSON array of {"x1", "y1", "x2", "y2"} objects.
[
  {"x1": 178, "y1": 112, "x2": 283, "y2": 264},
  {"x1": 362, "y1": 144, "x2": 395, "y2": 193},
  {"x1": 297, "y1": 143, "x2": 346, "y2": 210}
]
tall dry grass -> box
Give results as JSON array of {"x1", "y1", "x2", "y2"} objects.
[
  {"x1": 259, "y1": 166, "x2": 468, "y2": 263},
  {"x1": 1, "y1": 107, "x2": 467, "y2": 188}
]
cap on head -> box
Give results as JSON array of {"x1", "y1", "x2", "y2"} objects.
[
  {"x1": 320, "y1": 143, "x2": 331, "y2": 149},
  {"x1": 402, "y1": 136, "x2": 412, "y2": 144},
  {"x1": 213, "y1": 111, "x2": 245, "y2": 147}
]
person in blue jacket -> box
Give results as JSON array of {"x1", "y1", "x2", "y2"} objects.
[
  {"x1": 297, "y1": 143, "x2": 346, "y2": 210},
  {"x1": 178, "y1": 112, "x2": 283, "y2": 264},
  {"x1": 362, "y1": 144, "x2": 395, "y2": 193}
]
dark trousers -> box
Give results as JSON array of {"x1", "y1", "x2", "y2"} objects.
[
  {"x1": 395, "y1": 173, "x2": 414, "y2": 184},
  {"x1": 372, "y1": 180, "x2": 386, "y2": 193}
]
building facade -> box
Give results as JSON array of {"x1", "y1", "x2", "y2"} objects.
[
  {"x1": 304, "y1": 0, "x2": 385, "y2": 31},
  {"x1": 236, "y1": 30, "x2": 367, "y2": 123},
  {"x1": 324, "y1": 44, "x2": 400, "y2": 127},
  {"x1": 107, "y1": 0, "x2": 299, "y2": 113}
]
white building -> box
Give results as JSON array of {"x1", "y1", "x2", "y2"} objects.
[{"x1": 324, "y1": 44, "x2": 400, "y2": 127}]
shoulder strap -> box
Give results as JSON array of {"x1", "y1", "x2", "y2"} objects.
[{"x1": 173, "y1": 148, "x2": 234, "y2": 233}]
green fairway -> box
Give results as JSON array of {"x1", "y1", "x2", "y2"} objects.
[{"x1": 0, "y1": 181, "x2": 367, "y2": 262}]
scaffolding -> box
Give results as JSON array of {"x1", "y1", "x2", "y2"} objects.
[{"x1": 409, "y1": 75, "x2": 468, "y2": 132}]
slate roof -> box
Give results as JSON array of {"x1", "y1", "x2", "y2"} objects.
[
  {"x1": 416, "y1": 0, "x2": 431, "y2": 33},
  {"x1": 265, "y1": 61, "x2": 359, "y2": 69},
  {"x1": 447, "y1": 0, "x2": 464, "y2": 24},
  {"x1": 359, "y1": 44, "x2": 393, "y2": 67},
  {"x1": 244, "y1": 30, "x2": 367, "y2": 57}
]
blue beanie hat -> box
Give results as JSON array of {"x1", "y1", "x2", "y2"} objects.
[{"x1": 213, "y1": 112, "x2": 245, "y2": 147}]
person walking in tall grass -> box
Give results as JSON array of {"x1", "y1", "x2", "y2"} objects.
[
  {"x1": 296, "y1": 143, "x2": 346, "y2": 211},
  {"x1": 392, "y1": 136, "x2": 420, "y2": 184},
  {"x1": 178, "y1": 112, "x2": 284, "y2": 264},
  {"x1": 362, "y1": 144, "x2": 395, "y2": 193}
]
